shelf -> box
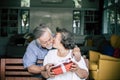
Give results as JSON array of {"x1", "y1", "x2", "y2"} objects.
[
  {"x1": 72, "y1": 9, "x2": 99, "y2": 35},
  {"x1": 1, "y1": 14, "x2": 8, "y2": 20},
  {"x1": 0, "y1": 8, "x2": 30, "y2": 36},
  {"x1": 0, "y1": 8, "x2": 19, "y2": 37}
]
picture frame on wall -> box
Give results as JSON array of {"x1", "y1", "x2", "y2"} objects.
[
  {"x1": 21, "y1": 0, "x2": 30, "y2": 7},
  {"x1": 41, "y1": 0, "x2": 63, "y2": 3}
]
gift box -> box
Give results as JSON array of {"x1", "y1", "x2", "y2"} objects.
[{"x1": 51, "y1": 58, "x2": 73, "y2": 75}]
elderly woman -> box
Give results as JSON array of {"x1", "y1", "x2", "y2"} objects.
[{"x1": 41, "y1": 28, "x2": 88, "y2": 80}]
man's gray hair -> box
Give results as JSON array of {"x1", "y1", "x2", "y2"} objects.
[{"x1": 33, "y1": 24, "x2": 52, "y2": 39}]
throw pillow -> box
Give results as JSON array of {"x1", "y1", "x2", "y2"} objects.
[
  {"x1": 113, "y1": 48, "x2": 120, "y2": 58},
  {"x1": 101, "y1": 45, "x2": 114, "y2": 56}
]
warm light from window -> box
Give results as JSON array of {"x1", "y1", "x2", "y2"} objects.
[{"x1": 21, "y1": 0, "x2": 30, "y2": 7}]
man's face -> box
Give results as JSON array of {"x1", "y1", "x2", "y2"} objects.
[{"x1": 38, "y1": 31, "x2": 53, "y2": 49}]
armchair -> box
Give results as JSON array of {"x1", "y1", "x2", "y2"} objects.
[{"x1": 89, "y1": 50, "x2": 120, "y2": 80}]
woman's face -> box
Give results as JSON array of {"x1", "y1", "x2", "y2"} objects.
[{"x1": 53, "y1": 32, "x2": 62, "y2": 48}]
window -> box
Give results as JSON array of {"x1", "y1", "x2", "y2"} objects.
[
  {"x1": 73, "y1": 10, "x2": 81, "y2": 35},
  {"x1": 72, "y1": 10, "x2": 99, "y2": 35},
  {"x1": 103, "y1": 0, "x2": 120, "y2": 35},
  {"x1": 19, "y1": 9, "x2": 30, "y2": 34}
]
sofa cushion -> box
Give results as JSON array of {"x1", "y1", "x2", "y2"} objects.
[{"x1": 89, "y1": 61, "x2": 98, "y2": 70}]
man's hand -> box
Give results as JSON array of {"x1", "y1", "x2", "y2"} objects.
[
  {"x1": 72, "y1": 45, "x2": 81, "y2": 62},
  {"x1": 45, "y1": 64, "x2": 55, "y2": 78}
]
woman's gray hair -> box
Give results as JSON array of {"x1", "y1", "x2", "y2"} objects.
[
  {"x1": 33, "y1": 24, "x2": 52, "y2": 39},
  {"x1": 57, "y1": 28, "x2": 76, "y2": 49}
]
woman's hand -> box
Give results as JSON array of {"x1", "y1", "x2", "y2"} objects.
[
  {"x1": 70, "y1": 62, "x2": 89, "y2": 79},
  {"x1": 70, "y1": 62, "x2": 79, "y2": 72}
]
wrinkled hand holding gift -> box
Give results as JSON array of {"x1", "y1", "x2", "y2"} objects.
[{"x1": 51, "y1": 58, "x2": 74, "y2": 75}]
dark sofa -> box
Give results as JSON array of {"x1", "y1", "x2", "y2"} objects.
[{"x1": 5, "y1": 34, "x2": 27, "y2": 58}]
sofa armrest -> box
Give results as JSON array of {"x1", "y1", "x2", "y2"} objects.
[
  {"x1": 98, "y1": 59, "x2": 120, "y2": 80},
  {"x1": 99, "y1": 54, "x2": 120, "y2": 61},
  {"x1": 89, "y1": 50, "x2": 101, "y2": 62}
]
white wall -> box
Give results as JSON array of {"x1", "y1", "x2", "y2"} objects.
[{"x1": 30, "y1": 8, "x2": 73, "y2": 33}]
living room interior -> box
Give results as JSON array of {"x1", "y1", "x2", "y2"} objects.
[{"x1": 0, "y1": 0, "x2": 120, "y2": 80}]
